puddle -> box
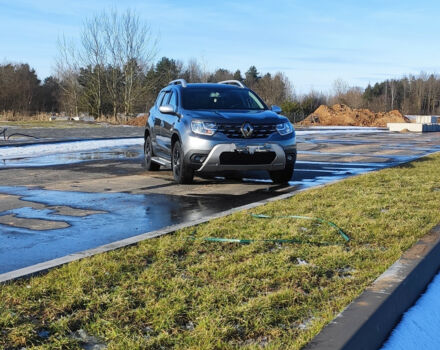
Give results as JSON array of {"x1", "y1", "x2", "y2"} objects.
[
  {"x1": 0, "y1": 185, "x2": 288, "y2": 273},
  {"x1": 298, "y1": 150, "x2": 414, "y2": 162},
  {"x1": 233, "y1": 160, "x2": 385, "y2": 191},
  {"x1": 290, "y1": 161, "x2": 383, "y2": 189}
]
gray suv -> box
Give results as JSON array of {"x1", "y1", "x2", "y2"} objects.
[{"x1": 144, "y1": 79, "x2": 297, "y2": 184}]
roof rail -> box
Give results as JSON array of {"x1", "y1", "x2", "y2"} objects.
[
  {"x1": 218, "y1": 80, "x2": 246, "y2": 88},
  {"x1": 168, "y1": 79, "x2": 188, "y2": 88}
]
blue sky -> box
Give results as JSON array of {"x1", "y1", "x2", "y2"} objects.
[{"x1": 0, "y1": 0, "x2": 439, "y2": 93}]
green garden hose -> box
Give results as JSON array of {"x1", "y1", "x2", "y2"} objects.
[
  {"x1": 251, "y1": 213, "x2": 350, "y2": 242},
  {"x1": 189, "y1": 213, "x2": 350, "y2": 245}
]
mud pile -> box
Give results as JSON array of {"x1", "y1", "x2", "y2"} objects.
[
  {"x1": 301, "y1": 104, "x2": 409, "y2": 127},
  {"x1": 126, "y1": 113, "x2": 148, "y2": 127}
]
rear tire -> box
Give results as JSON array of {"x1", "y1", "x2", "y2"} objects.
[
  {"x1": 172, "y1": 140, "x2": 194, "y2": 184},
  {"x1": 269, "y1": 160, "x2": 294, "y2": 184},
  {"x1": 144, "y1": 136, "x2": 160, "y2": 171}
]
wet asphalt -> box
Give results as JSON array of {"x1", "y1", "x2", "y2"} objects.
[{"x1": 1, "y1": 126, "x2": 440, "y2": 274}]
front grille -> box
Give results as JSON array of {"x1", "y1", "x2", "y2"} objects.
[
  {"x1": 219, "y1": 152, "x2": 276, "y2": 165},
  {"x1": 217, "y1": 123, "x2": 277, "y2": 139}
]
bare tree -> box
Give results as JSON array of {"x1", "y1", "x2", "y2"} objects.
[
  {"x1": 184, "y1": 58, "x2": 208, "y2": 83},
  {"x1": 345, "y1": 87, "x2": 364, "y2": 108},
  {"x1": 102, "y1": 10, "x2": 122, "y2": 118},
  {"x1": 55, "y1": 35, "x2": 81, "y2": 116},
  {"x1": 389, "y1": 80, "x2": 397, "y2": 110},
  {"x1": 330, "y1": 78, "x2": 349, "y2": 105},
  {"x1": 56, "y1": 9, "x2": 157, "y2": 117},
  {"x1": 414, "y1": 73, "x2": 427, "y2": 114},
  {"x1": 79, "y1": 15, "x2": 106, "y2": 116},
  {"x1": 329, "y1": 79, "x2": 364, "y2": 108},
  {"x1": 254, "y1": 72, "x2": 292, "y2": 106},
  {"x1": 119, "y1": 9, "x2": 157, "y2": 115},
  {"x1": 207, "y1": 68, "x2": 234, "y2": 82}
]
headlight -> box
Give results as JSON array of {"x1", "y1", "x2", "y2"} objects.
[
  {"x1": 276, "y1": 122, "x2": 294, "y2": 136},
  {"x1": 191, "y1": 121, "x2": 217, "y2": 136}
]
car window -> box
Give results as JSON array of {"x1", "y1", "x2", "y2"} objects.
[
  {"x1": 243, "y1": 91, "x2": 264, "y2": 109},
  {"x1": 168, "y1": 91, "x2": 178, "y2": 108},
  {"x1": 182, "y1": 88, "x2": 266, "y2": 110},
  {"x1": 160, "y1": 92, "x2": 171, "y2": 106},
  {"x1": 156, "y1": 91, "x2": 165, "y2": 106}
]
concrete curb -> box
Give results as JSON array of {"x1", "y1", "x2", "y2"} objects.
[{"x1": 304, "y1": 224, "x2": 440, "y2": 350}]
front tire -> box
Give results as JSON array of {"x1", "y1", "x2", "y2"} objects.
[
  {"x1": 269, "y1": 160, "x2": 294, "y2": 184},
  {"x1": 172, "y1": 140, "x2": 194, "y2": 184},
  {"x1": 144, "y1": 136, "x2": 160, "y2": 171}
]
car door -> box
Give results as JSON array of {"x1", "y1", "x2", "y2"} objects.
[
  {"x1": 162, "y1": 90, "x2": 179, "y2": 157},
  {"x1": 150, "y1": 91, "x2": 166, "y2": 153},
  {"x1": 155, "y1": 90, "x2": 171, "y2": 157}
]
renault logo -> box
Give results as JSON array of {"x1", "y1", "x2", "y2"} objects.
[{"x1": 241, "y1": 122, "x2": 254, "y2": 138}]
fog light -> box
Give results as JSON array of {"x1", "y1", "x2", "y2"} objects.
[{"x1": 191, "y1": 154, "x2": 207, "y2": 163}]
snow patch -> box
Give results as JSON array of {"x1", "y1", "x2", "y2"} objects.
[
  {"x1": 296, "y1": 127, "x2": 387, "y2": 135},
  {"x1": 0, "y1": 138, "x2": 143, "y2": 160},
  {"x1": 381, "y1": 272, "x2": 440, "y2": 350}
]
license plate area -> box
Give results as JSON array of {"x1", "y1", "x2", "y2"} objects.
[
  {"x1": 235, "y1": 144, "x2": 271, "y2": 154},
  {"x1": 219, "y1": 151, "x2": 276, "y2": 165}
]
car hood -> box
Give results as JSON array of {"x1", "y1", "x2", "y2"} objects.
[{"x1": 187, "y1": 110, "x2": 288, "y2": 124}]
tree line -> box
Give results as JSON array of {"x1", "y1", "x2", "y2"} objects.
[
  {"x1": 2, "y1": 10, "x2": 440, "y2": 122},
  {"x1": 330, "y1": 74, "x2": 440, "y2": 116},
  {"x1": 363, "y1": 73, "x2": 440, "y2": 115},
  {"x1": 3, "y1": 57, "x2": 440, "y2": 123},
  {"x1": 0, "y1": 64, "x2": 58, "y2": 116},
  {"x1": 0, "y1": 60, "x2": 297, "y2": 117}
]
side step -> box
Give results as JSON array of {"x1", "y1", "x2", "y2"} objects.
[{"x1": 151, "y1": 156, "x2": 172, "y2": 168}]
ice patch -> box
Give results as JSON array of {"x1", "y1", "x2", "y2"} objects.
[{"x1": 0, "y1": 138, "x2": 143, "y2": 160}]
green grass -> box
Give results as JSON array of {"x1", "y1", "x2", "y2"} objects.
[{"x1": 1, "y1": 154, "x2": 440, "y2": 349}]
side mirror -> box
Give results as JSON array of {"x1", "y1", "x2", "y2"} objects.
[
  {"x1": 159, "y1": 104, "x2": 176, "y2": 115},
  {"x1": 271, "y1": 105, "x2": 282, "y2": 114}
]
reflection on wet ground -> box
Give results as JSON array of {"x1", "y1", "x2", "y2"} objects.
[
  {"x1": 1, "y1": 129, "x2": 440, "y2": 274},
  {"x1": 0, "y1": 184, "x2": 299, "y2": 273},
  {"x1": 0, "y1": 187, "x2": 206, "y2": 272},
  {"x1": 0, "y1": 145, "x2": 142, "y2": 168},
  {"x1": 290, "y1": 161, "x2": 382, "y2": 189}
]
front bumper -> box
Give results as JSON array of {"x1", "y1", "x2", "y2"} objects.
[{"x1": 195, "y1": 143, "x2": 292, "y2": 172}]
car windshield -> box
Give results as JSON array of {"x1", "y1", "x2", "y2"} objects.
[{"x1": 182, "y1": 87, "x2": 267, "y2": 110}]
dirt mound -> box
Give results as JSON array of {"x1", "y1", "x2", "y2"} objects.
[
  {"x1": 126, "y1": 113, "x2": 148, "y2": 127},
  {"x1": 301, "y1": 104, "x2": 409, "y2": 127}
]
